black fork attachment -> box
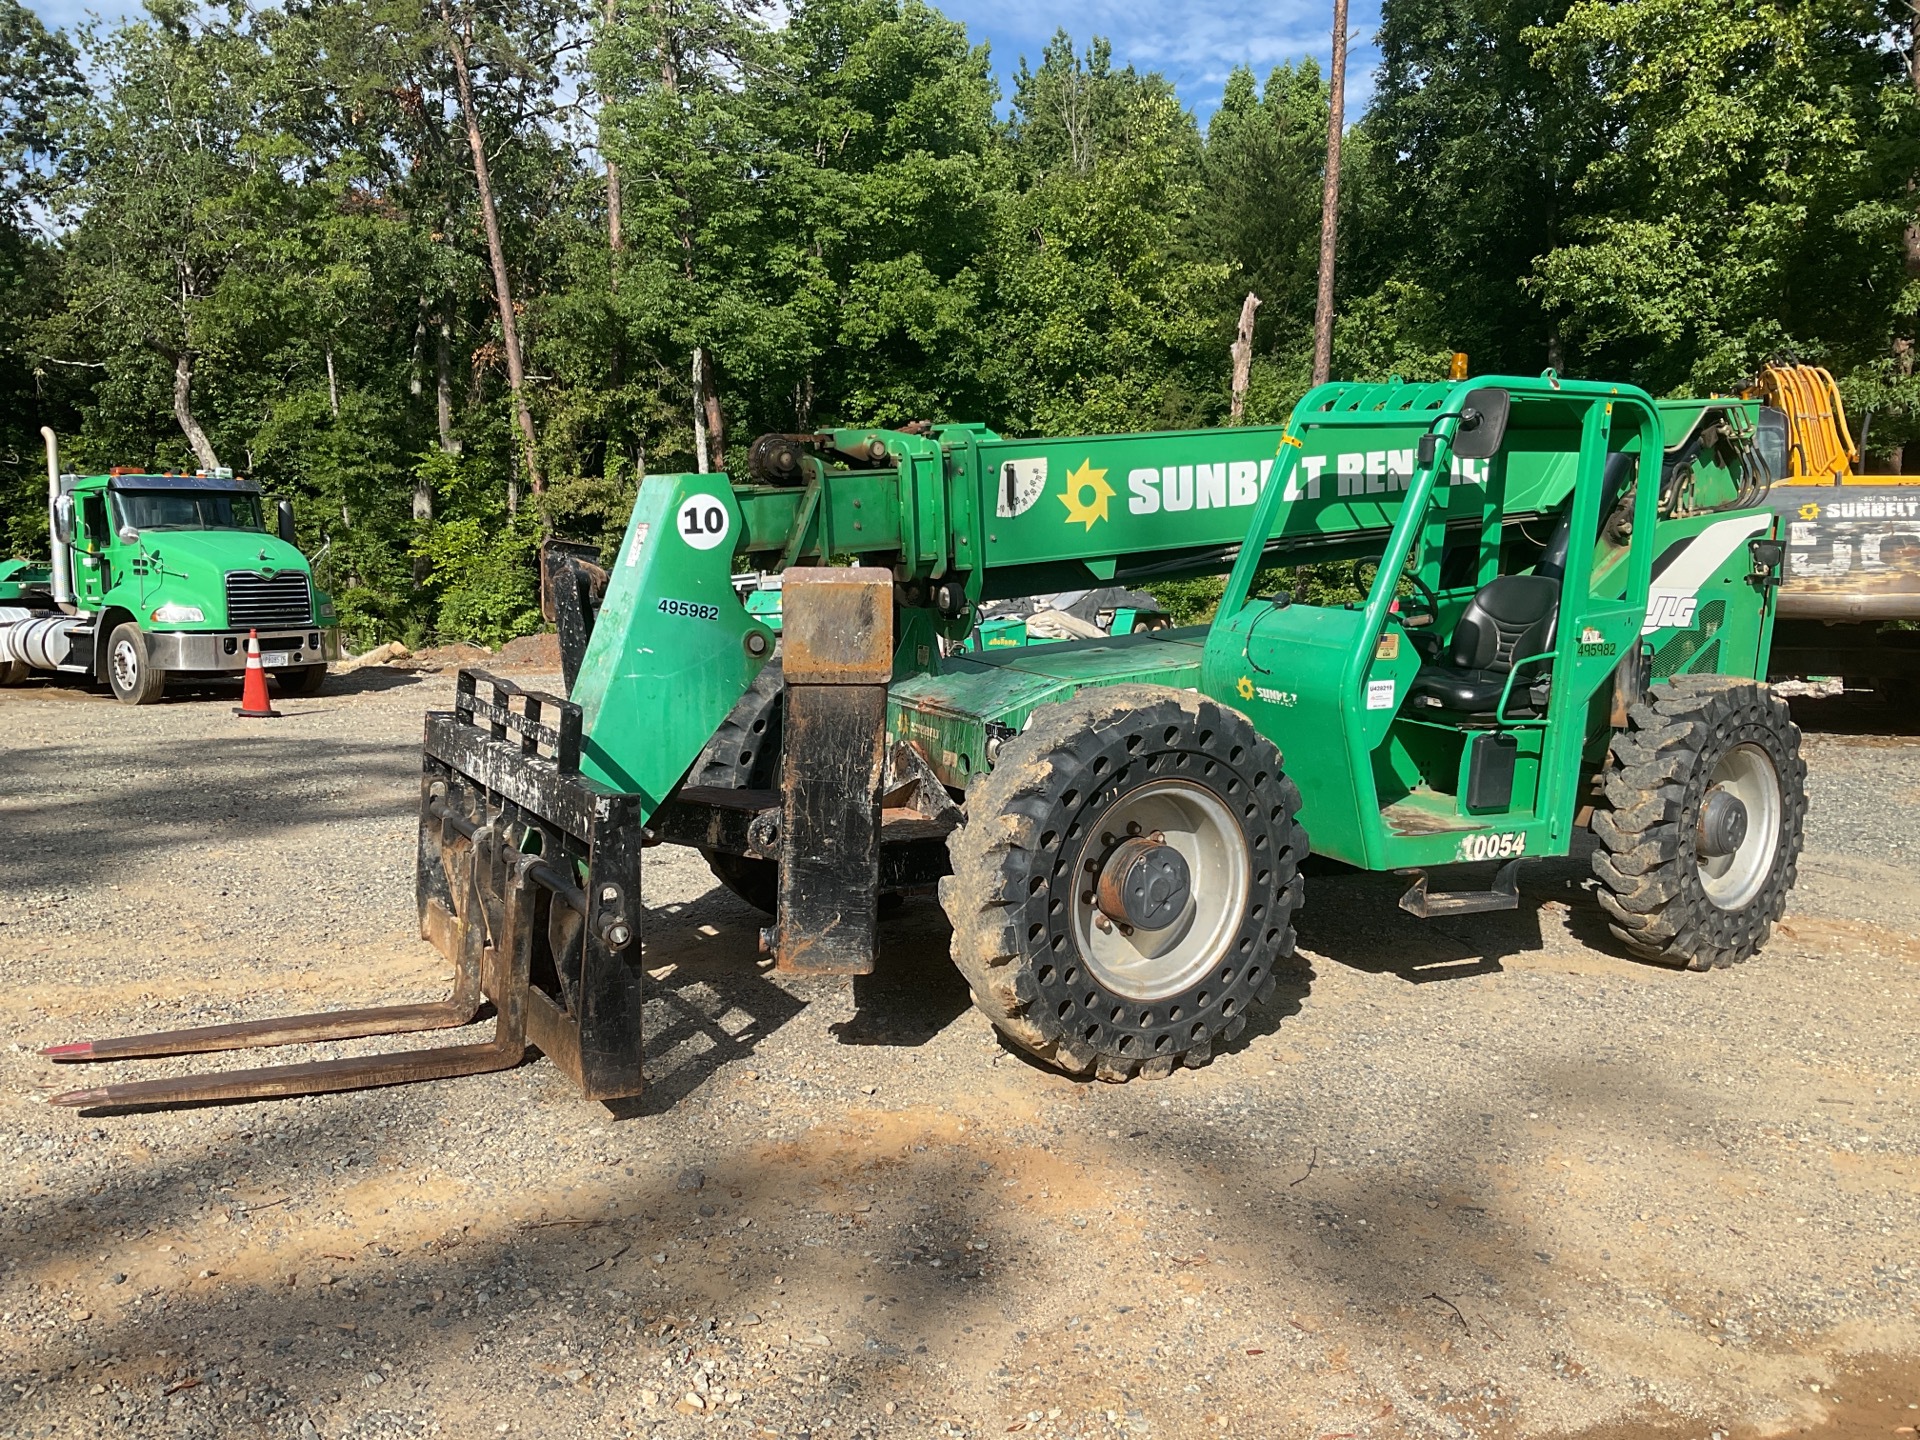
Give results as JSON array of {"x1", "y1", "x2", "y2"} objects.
[{"x1": 43, "y1": 671, "x2": 647, "y2": 1110}]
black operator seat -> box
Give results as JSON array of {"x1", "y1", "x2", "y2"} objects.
[{"x1": 1402, "y1": 498, "x2": 1578, "y2": 721}]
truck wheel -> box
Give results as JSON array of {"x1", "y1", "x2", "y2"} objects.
[
  {"x1": 1590, "y1": 676, "x2": 1806, "y2": 970},
  {"x1": 942, "y1": 684, "x2": 1307, "y2": 1082},
  {"x1": 691, "y1": 660, "x2": 784, "y2": 913},
  {"x1": 280, "y1": 665, "x2": 327, "y2": 697},
  {"x1": 105, "y1": 622, "x2": 166, "y2": 705}
]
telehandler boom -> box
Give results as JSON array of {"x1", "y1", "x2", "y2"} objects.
[{"x1": 46, "y1": 374, "x2": 1806, "y2": 1108}]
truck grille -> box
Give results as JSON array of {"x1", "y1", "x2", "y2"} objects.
[{"x1": 225, "y1": 571, "x2": 312, "y2": 628}]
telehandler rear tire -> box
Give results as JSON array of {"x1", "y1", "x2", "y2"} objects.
[
  {"x1": 1590, "y1": 675, "x2": 1806, "y2": 970},
  {"x1": 942, "y1": 684, "x2": 1307, "y2": 1082}
]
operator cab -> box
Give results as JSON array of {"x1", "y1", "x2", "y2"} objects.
[
  {"x1": 1400, "y1": 451, "x2": 1639, "y2": 723},
  {"x1": 1205, "y1": 375, "x2": 1681, "y2": 874}
]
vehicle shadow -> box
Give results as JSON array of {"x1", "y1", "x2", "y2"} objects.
[{"x1": 1299, "y1": 852, "x2": 1594, "y2": 984}]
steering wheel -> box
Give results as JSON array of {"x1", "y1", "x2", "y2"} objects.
[{"x1": 1349, "y1": 558, "x2": 1442, "y2": 626}]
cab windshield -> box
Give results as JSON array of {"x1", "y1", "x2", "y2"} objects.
[{"x1": 113, "y1": 489, "x2": 265, "y2": 532}]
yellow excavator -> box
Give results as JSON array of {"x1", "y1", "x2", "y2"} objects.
[{"x1": 1753, "y1": 363, "x2": 1920, "y2": 697}]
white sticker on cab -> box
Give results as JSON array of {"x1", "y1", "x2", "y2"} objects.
[{"x1": 1366, "y1": 679, "x2": 1396, "y2": 711}]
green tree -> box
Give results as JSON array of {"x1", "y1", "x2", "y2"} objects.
[
  {"x1": 989, "y1": 34, "x2": 1227, "y2": 434},
  {"x1": 0, "y1": 0, "x2": 82, "y2": 554},
  {"x1": 1529, "y1": 0, "x2": 1909, "y2": 408},
  {"x1": 1354, "y1": 0, "x2": 1598, "y2": 373}
]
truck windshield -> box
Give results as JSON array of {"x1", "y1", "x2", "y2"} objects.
[{"x1": 113, "y1": 490, "x2": 265, "y2": 532}]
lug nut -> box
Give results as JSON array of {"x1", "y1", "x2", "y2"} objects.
[{"x1": 1094, "y1": 914, "x2": 1113, "y2": 933}]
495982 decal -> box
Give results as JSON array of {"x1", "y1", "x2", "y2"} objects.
[
  {"x1": 1456, "y1": 831, "x2": 1527, "y2": 862},
  {"x1": 657, "y1": 598, "x2": 721, "y2": 622}
]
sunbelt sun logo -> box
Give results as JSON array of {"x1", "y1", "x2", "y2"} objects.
[{"x1": 1059, "y1": 460, "x2": 1114, "y2": 529}]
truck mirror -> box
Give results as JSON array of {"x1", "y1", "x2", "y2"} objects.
[
  {"x1": 1451, "y1": 387, "x2": 1511, "y2": 460},
  {"x1": 276, "y1": 498, "x2": 297, "y2": 544},
  {"x1": 51, "y1": 494, "x2": 74, "y2": 546},
  {"x1": 119, "y1": 524, "x2": 140, "y2": 545}
]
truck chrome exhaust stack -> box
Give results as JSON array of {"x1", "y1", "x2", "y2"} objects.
[{"x1": 40, "y1": 427, "x2": 75, "y2": 612}]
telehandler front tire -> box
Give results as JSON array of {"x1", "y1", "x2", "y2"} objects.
[
  {"x1": 1590, "y1": 675, "x2": 1806, "y2": 970},
  {"x1": 942, "y1": 684, "x2": 1307, "y2": 1082},
  {"x1": 105, "y1": 622, "x2": 166, "y2": 706}
]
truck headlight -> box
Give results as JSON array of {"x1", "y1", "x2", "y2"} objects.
[
  {"x1": 150, "y1": 603, "x2": 204, "y2": 624},
  {"x1": 318, "y1": 603, "x2": 336, "y2": 621}
]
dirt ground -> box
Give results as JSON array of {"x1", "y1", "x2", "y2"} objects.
[{"x1": 1, "y1": 662, "x2": 1916, "y2": 1440}]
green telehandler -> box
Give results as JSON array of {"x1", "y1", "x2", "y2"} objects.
[{"x1": 44, "y1": 373, "x2": 1806, "y2": 1108}]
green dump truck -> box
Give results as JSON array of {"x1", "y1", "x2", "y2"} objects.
[{"x1": 0, "y1": 428, "x2": 339, "y2": 704}]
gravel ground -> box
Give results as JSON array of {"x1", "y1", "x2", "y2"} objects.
[{"x1": 1, "y1": 665, "x2": 1917, "y2": 1440}]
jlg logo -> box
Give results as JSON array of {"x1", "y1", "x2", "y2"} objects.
[{"x1": 1643, "y1": 593, "x2": 1698, "y2": 633}]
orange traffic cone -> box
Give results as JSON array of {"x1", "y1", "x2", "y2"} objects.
[{"x1": 233, "y1": 629, "x2": 281, "y2": 719}]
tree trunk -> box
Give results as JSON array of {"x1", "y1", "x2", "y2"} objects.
[
  {"x1": 441, "y1": 0, "x2": 544, "y2": 496},
  {"x1": 169, "y1": 350, "x2": 221, "y2": 472},
  {"x1": 435, "y1": 318, "x2": 461, "y2": 456},
  {"x1": 604, "y1": 0, "x2": 623, "y2": 290},
  {"x1": 325, "y1": 345, "x2": 341, "y2": 417},
  {"x1": 692, "y1": 347, "x2": 712, "y2": 473},
  {"x1": 697, "y1": 345, "x2": 725, "y2": 470},
  {"x1": 1310, "y1": 0, "x2": 1349, "y2": 389},
  {"x1": 1229, "y1": 291, "x2": 1262, "y2": 423},
  {"x1": 410, "y1": 301, "x2": 427, "y2": 397}
]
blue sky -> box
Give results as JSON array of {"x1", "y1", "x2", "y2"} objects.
[
  {"x1": 941, "y1": 0, "x2": 1382, "y2": 119},
  {"x1": 23, "y1": 0, "x2": 1380, "y2": 122}
]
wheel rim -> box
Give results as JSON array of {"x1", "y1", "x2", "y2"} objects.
[
  {"x1": 110, "y1": 638, "x2": 140, "y2": 693},
  {"x1": 1070, "y1": 779, "x2": 1251, "y2": 1001},
  {"x1": 1697, "y1": 742, "x2": 1782, "y2": 911}
]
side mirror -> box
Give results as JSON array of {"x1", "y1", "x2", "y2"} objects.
[
  {"x1": 51, "y1": 495, "x2": 74, "y2": 546},
  {"x1": 276, "y1": 498, "x2": 297, "y2": 544},
  {"x1": 118, "y1": 524, "x2": 140, "y2": 545},
  {"x1": 1451, "y1": 387, "x2": 1511, "y2": 460}
]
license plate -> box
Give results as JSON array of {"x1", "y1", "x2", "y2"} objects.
[{"x1": 261, "y1": 651, "x2": 290, "y2": 668}]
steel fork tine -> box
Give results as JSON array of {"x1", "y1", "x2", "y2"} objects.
[{"x1": 45, "y1": 852, "x2": 539, "y2": 1112}]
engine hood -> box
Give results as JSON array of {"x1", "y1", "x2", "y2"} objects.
[{"x1": 135, "y1": 529, "x2": 311, "y2": 577}]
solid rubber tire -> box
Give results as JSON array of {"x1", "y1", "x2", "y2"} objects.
[
  {"x1": 941, "y1": 683, "x2": 1307, "y2": 1082},
  {"x1": 1589, "y1": 675, "x2": 1806, "y2": 970}
]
